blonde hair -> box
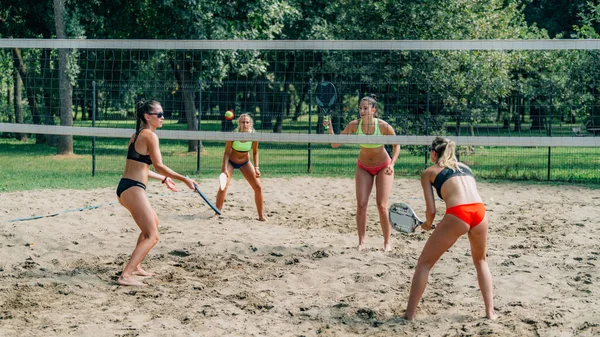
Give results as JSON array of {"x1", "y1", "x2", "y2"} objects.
[
  {"x1": 236, "y1": 113, "x2": 255, "y2": 133},
  {"x1": 431, "y1": 136, "x2": 460, "y2": 171}
]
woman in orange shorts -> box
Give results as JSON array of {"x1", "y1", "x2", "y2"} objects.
[{"x1": 403, "y1": 136, "x2": 496, "y2": 320}]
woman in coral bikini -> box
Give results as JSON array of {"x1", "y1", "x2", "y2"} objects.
[
  {"x1": 326, "y1": 94, "x2": 400, "y2": 252},
  {"x1": 403, "y1": 136, "x2": 496, "y2": 320}
]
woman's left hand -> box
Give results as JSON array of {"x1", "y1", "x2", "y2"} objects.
[
  {"x1": 385, "y1": 164, "x2": 394, "y2": 175},
  {"x1": 163, "y1": 177, "x2": 178, "y2": 192},
  {"x1": 254, "y1": 167, "x2": 261, "y2": 178}
]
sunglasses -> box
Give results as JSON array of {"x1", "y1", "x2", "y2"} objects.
[{"x1": 147, "y1": 112, "x2": 164, "y2": 118}]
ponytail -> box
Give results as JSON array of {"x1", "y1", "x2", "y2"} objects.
[
  {"x1": 135, "y1": 99, "x2": 160, "y2": 132},
  {"x1": 431, "y1": 137, "x2": 460, "y2": 171}
]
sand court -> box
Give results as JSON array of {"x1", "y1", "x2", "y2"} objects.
[{"x1": 0, "y1": 177, "x2": 598, "y2": 336}]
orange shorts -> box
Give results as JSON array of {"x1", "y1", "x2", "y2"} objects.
[{"x1": 445, "y1": 203, "x2": 486, "y2": 228}]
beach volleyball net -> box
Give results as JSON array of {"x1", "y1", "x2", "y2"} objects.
[{"x1": 0, "y1": 39, "x2": 599, "y2": 182}]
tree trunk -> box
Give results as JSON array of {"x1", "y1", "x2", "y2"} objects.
[
  {"x1": 273, "y1": 84, "x2": 287, "y2": 133},
  {"x1": 513, "y1": 95, "x2": 523, "y2": 132},
  {"x1": 173, "y1": 59, "x2": 199, "y2": 152},
  {"x1": 12, "y1": 48, "x2": 41, "y2": 142},
  {"x1": 54, "y1": 0, "x2": 73, "y2": 155},
  {"x1": 530, "y1": 98, "x2": 546, "y2": 131},
  {"x1": 13, "y1": 70, "x2": 27, "y2": 141},
  {"x1": 42, "y1": 49, "x2": 57, "y2": 146},
  {"x1": 293, "y1": 86, "x2": 306, "y2": 121},
  {"x1": 6, "y1": 76, "x2": 13, "y2": 123},
  {"x1": 455, "y1": 113, "x2": 461, "y2": 136}
]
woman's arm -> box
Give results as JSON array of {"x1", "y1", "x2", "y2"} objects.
[
  {"x1": 148, "y1": 170, "x2": 166, "y2": 182},
  {"x1": 381, "y1": 121, "x2": 401, "y2": 165},
  {"x1": 221, "y1": 141, "x2": 233, "y2": 174},
  {"x1": 328, "y1": 119, "x2": 356, "y2": 148},
  {"x1": 148, "y1": 169, "x2": 178, "y2": 191},
  {"x1": 420, "y1": 169, "x2": 437, "y2": 230},
  {"x1": 146, "y1": 132, "x2": 195, "y2": 189},
  {"x1": 252, "y1": 142, "x2": 260, "y2": 177}
]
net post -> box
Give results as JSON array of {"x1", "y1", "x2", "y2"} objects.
[
  {"x1": 547, "y1": 82, "x2": 553, "y2": 181},
  {"x1": 307, "y1": 78, "x2": 313, "y2": 173},
  {"x1": 424, "y1": 78, "x2": 431, "y2": 166},
  {"x1": 92, "y1": 80, "x2": 96, "y2": 177},
  {"x1": 197, "y1": 79, "x2": 202, "y2": 174}
]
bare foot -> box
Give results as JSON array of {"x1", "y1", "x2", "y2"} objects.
[
  {"x1": 258, "y1": 216, "x2": 267, "y2": 221},
  {"x1": 132, "y1": 268, "x2": 154, "y2": 277},
  {"x1": 357, "y1": 243, "x2": 366, "y2": 252},
  {"x1": 487, "y1": 312, "x2": 498, "y2": 320},
  {"x1": 383, "y1": 244, "x2": 392, "y2": 252},
  {"x1": 402, "y1": 313, "x2": 414, "y2": 321},
  {"x1": 117, "y1": 275, "x2": 146, "y2": 287}
]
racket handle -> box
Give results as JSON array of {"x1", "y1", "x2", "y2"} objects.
[{"x1": 324, "y1": 115, "x2": 329, "y2": 130}]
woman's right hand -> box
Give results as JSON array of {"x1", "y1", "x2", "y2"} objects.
[
  {"x1": 421, "y1": 222, "x2": 436, "y2": 231},
  {"x1": 323, "y1": 117, "x2": 332, "y2": 130},
  {"x1": 183, "y1": 176, "x2": 198, "y2": 190}
]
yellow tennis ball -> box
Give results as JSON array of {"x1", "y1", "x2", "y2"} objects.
[{"x1": 225, "y1": 110, "x2": 235, "y2": 121}]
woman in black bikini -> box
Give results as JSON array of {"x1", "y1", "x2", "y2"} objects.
[
  {"x1": 116, "y1": 99, "x2": 197, "y2": 286},
  {"x1": 215, "y1": 113, "x2": 266, "y2": 221}
]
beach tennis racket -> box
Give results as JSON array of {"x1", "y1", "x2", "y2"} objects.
[
  {"x1": 218, "y1": 172, "x2": 227, "y2": 191},
  {"x1": 389, "y1": 202, "x2": 431, "y2": 233},
  {"x1": 187, "y1": 176, "x2": 221, "y2": 215},
  {"x1": 315, "y1": 81, "x2": 337, "y2": 130}
]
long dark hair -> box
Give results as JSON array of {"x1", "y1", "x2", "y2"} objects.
[{"x1": 135, "y1": 99, "x2": 161, "y2": 133}]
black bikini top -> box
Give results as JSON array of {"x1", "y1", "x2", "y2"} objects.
[
  {"x1": 126, "y1": 130, "x2": 152, "y2": 165},
  {"x1": 432, "y1": 164, "x2": 474, "y2": 200}
]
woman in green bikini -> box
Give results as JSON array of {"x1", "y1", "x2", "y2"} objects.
[
  {"x1": 326, "y1": 94, "x2": 400, "y2": 252},
  {"x1": 216, "y1": 113, "x2": 266, "y2": 221}
]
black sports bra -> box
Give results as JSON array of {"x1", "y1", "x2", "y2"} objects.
[
  {"x1": 432, "y1": 164, "x2": 474, "y2": 200},
  {"x1": 126, "y1": 130, "x2": 152, "y2": 165}
]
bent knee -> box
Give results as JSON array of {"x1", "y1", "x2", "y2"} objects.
[
  {"x1": 415, "y1": 259, "x2": 434, "y2": 272},
  {"x1": 144, "y1": 231, "x2": 160, "y2": 243}
]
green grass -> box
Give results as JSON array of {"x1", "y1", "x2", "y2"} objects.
[{"x1": 1, "y1": 134, "x2": 599, "y2": 192}]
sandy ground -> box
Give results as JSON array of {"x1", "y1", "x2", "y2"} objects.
[{"x1": 0, "y1": 177, "x2": 599, "y2": 337}]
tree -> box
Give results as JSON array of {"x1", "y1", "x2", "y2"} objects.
[{"x1": 54, "y1": 0, "x2": 73, "y2": 155}]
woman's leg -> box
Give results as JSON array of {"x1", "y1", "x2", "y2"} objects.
[
  {"x1": 355, "y1": 164, "x2": 375, "y2": 251},
  {"x1": 403, "y1": 214, "x2": 469, "y2": 320},
  {"x1": 133, "y1": 211, "x2": 159, "y2": 276},
  {"x1": 375, "y1": 169, "x2": 394, "y2": 251},
  {"x1": 117, "y1": 187, "x2": 160, "y2": 286},
  {"x1": 216, "y1": 164, "x2": 234, "y2": 211},
  {"x1": 240, "y1": 163, "x2": 266, "y2": 221},
  {"x1": 468, "y1": 216, "x2": 497, "y2": 320}
]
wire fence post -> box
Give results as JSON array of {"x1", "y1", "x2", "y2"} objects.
[
  {"x1": 307, "y1": 78, "x2": 313, "y2": 173},
  {"x1": 92, "y1": 80, "x2": 96, "y2": 177},
  {"x1": 425, "y1": 78, "x2": 431, "y2": 166},
  {"x1": 547, "y1": 81, "x2": 553, "y2": 181},
  {"x1": 197, "y1": 79, "x2": 202, "y2": 174}
]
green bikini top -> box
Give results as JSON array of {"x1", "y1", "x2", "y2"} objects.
[
  {"x1": 232, "y1": 140, "x2": 253, "y2": 152},
  {"x1": 356, "y1": 118, "x2": 383, "y2": 148}
]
